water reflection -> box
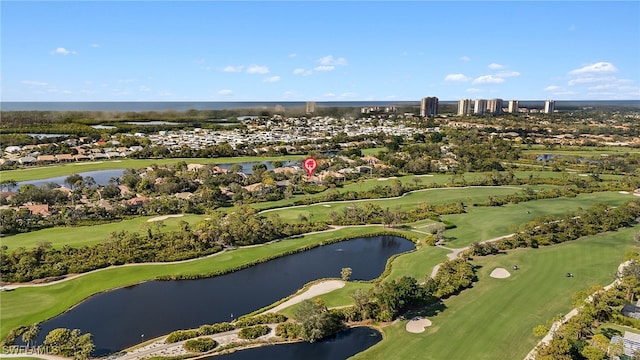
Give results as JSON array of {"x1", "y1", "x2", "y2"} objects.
[{"x1": 36, "y1": 236, "x2": 413, "y2": 355}]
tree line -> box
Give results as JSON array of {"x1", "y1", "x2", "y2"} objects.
[{"x1": 0, "y1": 206, "x2": 327, "y2": 282}]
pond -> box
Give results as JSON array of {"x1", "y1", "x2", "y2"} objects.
[
  {"x1": 35, "y1": 236, "x2": 413, "y2": 355},
  {"x1": 16, "y1": 169, "x2": 126, "y2": 188},
  {"x1": 210, "y1": 326, "x2": 382, "y2": 360}
]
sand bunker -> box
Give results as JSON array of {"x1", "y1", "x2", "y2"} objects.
[
  {"x1": 406, "y1": 317, "x2": 432, "y2": 333},
  {"x1": 619, "y1": 191, "x2": 630, "y2": 194},
  {"x1": 147, "y1": 214, "x2": 184, "y2": 222},
  {"x1": 490, "y1": 268, "x2": 511, "y2": 279}
]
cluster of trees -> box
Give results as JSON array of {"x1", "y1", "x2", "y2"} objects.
[
  {"x1": 499, "y1": 200, "x2": 640, "y2": 249},
  {"x1": 1, "y1": 207, "x2": 327, "y2": 282},
  {"x1": 238, "y1": 325, "x2": 271, "y2": 340},
  {"x1": 4, "y1": 325, "x2": 95, "y2": 360},
  {"x1": 533, "y1": 261, "x2": 640, "y2": 360},
  {"x1": 184, "y1": 337, "x2": 217, "y2": 353},
  {"x1": 326, "y1": 201, "x2": 465, "y2": 227},
  {"x1": 345, "y1": 261, "x2": 475, "y2": 323}
]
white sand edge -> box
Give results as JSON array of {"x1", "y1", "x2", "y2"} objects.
[
  {"x1": 406, "y1": 317, "x2": 432, "y2": 333},
  {"x1": 490, "y1": 268, "x2": 511, "y2": 279},
  {"x1": 266, "y1": 280, "x2": 345, "y2": 313},
  {"x1": 147, "y1": 214, "x2": 184, "y2": 222}
]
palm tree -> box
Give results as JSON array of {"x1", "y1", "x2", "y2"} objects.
[{"x1": 21, "y1": 323, "x2": 40, "y2": 348}]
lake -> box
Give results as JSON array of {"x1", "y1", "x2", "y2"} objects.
[{"x1": 35, "y1": 235, "x2": 414, "y2": 355}]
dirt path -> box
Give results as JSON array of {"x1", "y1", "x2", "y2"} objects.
[{"x1": 119, "y1": 324, "x2": 279, "y2": 360}]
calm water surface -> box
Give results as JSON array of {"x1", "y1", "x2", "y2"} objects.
[
  {"x1": 210, "y1": 326, "x2": 382, "y2": 360},
  {"x1": 36, "y1": 236, "x2": 413, "y2": 355}
]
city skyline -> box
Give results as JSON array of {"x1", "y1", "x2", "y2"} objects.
[{"x1": 2, "y1": 1, "x2": 639, "y2": 102}]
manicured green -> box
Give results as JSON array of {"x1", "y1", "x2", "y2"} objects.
[
  {"x1": 1, "y1": 214, "x2": 210, "y2": 250},
  {"x1": 441, "y1": 191, "x2": 634, "y2": 248},
  {"x1": 352, "y1": 227, "x2": 638, "y2": 360},
  {"x1": 0, "y1": 226, "x2": 390, "y2": 341},
  {"x1": 0, "y1": 155, "x2": 305, "y2": 182},
  {"x1": 262, "y1": 186, "x2": 524, "y2": 224}
]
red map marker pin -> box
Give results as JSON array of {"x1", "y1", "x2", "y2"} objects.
[{"x1": 304, "y1": 157, "x2": 318, "y2": 177}]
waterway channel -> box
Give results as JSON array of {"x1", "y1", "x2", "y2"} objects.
[{"x1": 35, "y1": 236, "x2": 414, "y2": 355}]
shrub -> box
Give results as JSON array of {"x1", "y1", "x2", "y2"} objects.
[
  {"x1": 234, "y1": 313, "x2": 287, "y2": 327},
  {"x1": 238, "y1": 325, "x2": 271, "y2": 340},
  {"x1": 275, "y1": 322, "x2": 302, "y2": 339},
  {"x1": 197, "y1": 322, "x2": 235, "y2": 336},
  {"x1": 183, "y1": 337, "x2": 217, "y2": 353},
  {"x1": 165, "y1": 329, "x2": 198, "y2": 343}
]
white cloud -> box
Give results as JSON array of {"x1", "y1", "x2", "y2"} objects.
[
  {"x1": 217, "y1": 89, "x2": 233, "y2": 95},
  {"x1": 263, "y1": 76, "x2": 281, "y2": 83},
  {"x1": 21, "y1": 80, "x2": 48, "y2": 86},
  {"x1": 90, "y1": 43, "x2": 100, "y2": 48},
  {"x1": 568, "y1": 62, "x2": 618, "y2": 75},
  {"x1": 340, "y1": 92, "x2": 357, "y2": 98},
  {"x1": 466, "y1": 88, "x2": 482, "y2": 93},
  {"x1": 444, "y1": 73, "x2": 470, "y2": 82},
  {"x1": 138, "y1": 85, "x2": 151, "y2": 92},
  {"x1": 472, "y1": 75, "x2": 504, "y2": 84},
  {"x1": 568, "y1": 76, "x2": 616, "y2": 86},
  {"x1": 293, "y1": 68, "x2": 313, "y2": 76},
  {"x1": 51, "y1": 47, "x2": 77, "y2": 55},
  {"x1": 246, "y1": 65, "x2": 270, "y2": 74},
  {"x1": 544, "y1": 85, "x2": 561, "y2": 91},
  {"x1": 314, "y1": 65, "x2": 335, "y2": 72},
  {"x1": 488, "y1": 63, "x2": 504, "y2": 70},
  {"x1": 289, "y1": 53, "x2": 297, "y2": 58},
  {"x1": 318, "y1": 55, "x2": 348, "y2": 66},
  {"x1": 223, "y1": 65, "x2": 244, "y2": 73},
  {"x1": 324, "y1": 92, "x2": 336, "y2": 97},
  {"x1": 459, "y1": 55, "x2": 471, "y2": 62},
  {"x1": 496, "y1": 71, "x2": 520, "y2": 78}
]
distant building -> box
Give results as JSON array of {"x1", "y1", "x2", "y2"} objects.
[
  {"x1": 420, "y1": 97, "x2": 439, "y2": 117},
  {"x1": 474, "y1": 99, "x2": 487, "y2": 115},
  {"x1": 274, "y1": 104, "x2": 285, "y2": 113},
  {"x1": 544, "y1": 100, "x2": 555, "y2": 114},
  {"x1": 487, "y1": 98, "x2": 503, "y2": 115},
  {"x1": 508, "y1": 100, "x2": 519, "y2": 113},
  {"x1": 361, "y1": 106, "x2": 396, "y2": 114},
  {"x1": 457, "y1": 99, "x2": 472, "y2": 116},
  {"x1": 306, "y1": 101, "x2": 316, "y2": 114}
]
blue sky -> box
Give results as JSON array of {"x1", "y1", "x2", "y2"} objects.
[{"x1": 2, "y1": 1, "x2": 639, "y2": 102}]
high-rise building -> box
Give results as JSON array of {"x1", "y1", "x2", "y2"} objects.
[
  {"x1": 508, "y1": 100, "x2": 519, "y2": 113},
  {"x1": 544, "y1": 100, "x2": 555, "y2": 114},
  {"x1": 487, "y1": 98, "x2": 503, "y2": 115},
  {"x1": 306, "y1": 101, "x2": 316, "y2": 114},
  {"x1": 457, "y1": 99, "x2": 472, "y2": 116},
  {"x1": 474, "y1": 99, "x2": 487, "y2": 115},
  {"x1": 420, "y1": 97, "x2": 439, "y2": 117}
]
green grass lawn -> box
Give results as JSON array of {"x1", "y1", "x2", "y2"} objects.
[
  {"x1": 0, "y1": 155, "x2": 306, "y2": 182},
  {"x1": 262, "y1": 186, "x2": 524, "y2": 224},
  {"x1": 0, "y1": 226, "x2": 391, "y2": 341},
  {"x1": 352, "y1": 226, "x2": 638, "y2": 360},
  {"x1": 1, "y1": 214, "x2": 210, "y2": 251},
  {"x1": 441, "y1": 191, "x2": 634, "y2": 248}
]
